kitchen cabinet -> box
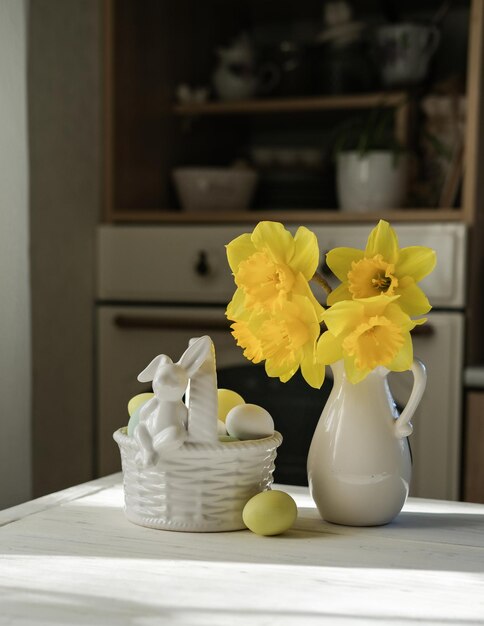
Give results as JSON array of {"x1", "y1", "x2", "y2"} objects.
[
  {"x1": 103, "y1": 0, "x2": 484, "y2": 225},
  {"x1": 91, "y1": 0, "x2": 484, "y2": 505}
]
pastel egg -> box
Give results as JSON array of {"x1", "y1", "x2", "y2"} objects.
[
  {"x1": 217, "y1": 389, "x2": 245, "y2": 422},
  {"x1": 217, "y1": 419, "x2": 227, "y2": 436},
  {"x1": 243, "y1": 490, "x2": 298, "y2": 536},
  {"x1": 127, "y1": 404, "x2": 142, "y2": 437},
  {"x1": 226, "y1": 404, "x2": 274, "y2": 440},
  {"x1": 127, "y1": 395, "x2": 153, "y2": 437},
  {"x1": 127, "y1": 392, "x2": 154, "y2": 417}
]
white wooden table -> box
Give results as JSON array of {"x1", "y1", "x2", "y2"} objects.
[{"x1": 0, "y1": 474, "x2": 483, "y2": 625}]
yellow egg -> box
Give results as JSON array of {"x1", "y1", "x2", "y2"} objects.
[
  {"x1": 127, "y1": 392, "x2": 154, "y2": 417},
  {"x1": 242, "y1": 490, "x2": 298, "y2": 536},
  {"x1": 217, "y1": 389, "x2": 245, "y2": 422}
]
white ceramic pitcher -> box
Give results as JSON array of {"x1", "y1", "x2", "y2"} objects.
[{"x1": 307, "y1": 358, "x2": 427, "y2": 526}]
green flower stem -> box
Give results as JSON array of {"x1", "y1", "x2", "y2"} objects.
[{"x1": 311, "y1": 272, "x2": 333, "y2": 296}]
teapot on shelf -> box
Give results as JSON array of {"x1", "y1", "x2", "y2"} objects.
[{"x1": 212, "y1": 33, "x2": 279, "y2": 101}]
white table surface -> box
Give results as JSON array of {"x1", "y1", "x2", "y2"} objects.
[{"x1": 0, "y1": 474, "x2": 483, "y2": 626}]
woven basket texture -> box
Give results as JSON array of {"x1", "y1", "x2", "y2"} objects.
[{"x1": 114, "y1": 428, "x2": 283, "y2": 532}]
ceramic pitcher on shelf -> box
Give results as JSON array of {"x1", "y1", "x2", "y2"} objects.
[{"x1": 307, "y1": 358, "x2": 427, "y2": 527}]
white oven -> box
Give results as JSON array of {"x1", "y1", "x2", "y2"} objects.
[{"x1": 97, "y1": 223, "x2": 466, "y2": 500}]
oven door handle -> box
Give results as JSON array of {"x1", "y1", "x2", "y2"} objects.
[
  {"x1": 114, "y1": 314, "x2": 434, "y2": 335},
  {"x1": 410, "y1": 323, "x2": 435, "y2": 337},
  {"x1": 113, "y1": 314, "x2": 231, "y2": 331}
]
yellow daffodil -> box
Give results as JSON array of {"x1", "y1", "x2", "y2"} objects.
[
  {"x1": 226, "y1": 219, "x2": 435, "y2": 388},
  {"x1": 226, "y1": 221, "x2": 323, "y2": 318},
  {"x1": 230, "y1": 295, "x2": 326, "y2": 389},
  {"x1": 326, "y1": 220, "x2": 436, "y2": 316},
  {"x1": 317, "y1": 295, "x2": 426, "y2": 383}
]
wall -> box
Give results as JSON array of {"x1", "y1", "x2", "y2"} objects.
[
  {"x1": 29, "y1": 0, "x2": 102, "y2": 496},
  {"x1": 0, "y1": 0, "x2": 31, "y2": 508}
]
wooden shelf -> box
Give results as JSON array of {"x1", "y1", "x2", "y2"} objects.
[
  {"x1": 106, "y1": 208, "x2": 463, "y2": 225},
  {"x1": 173, "y1": 92, "x2": 408, "y2": 117}
]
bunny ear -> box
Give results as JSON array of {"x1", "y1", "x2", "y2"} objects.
[
  {"x1": 178, "y1": 336, "x2": 212, "y2": 378},
  {"x1": 137, "y1": 354, "x2": 172, "y2": 382}
]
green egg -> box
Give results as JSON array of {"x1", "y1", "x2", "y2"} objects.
[
  {"x1": 242, "y1": 490, "x2": 298, "y2": 536},
  {"x1": 127, "y1": 404, "x2": 145, "y2": 437},
  {"x1": 218, "y1": 435, "x2": 240, "y2": 442}
]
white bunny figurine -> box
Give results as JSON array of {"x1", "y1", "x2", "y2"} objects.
[{"x1": 133, "y1": 336, "x2": 212, "y2": 467}]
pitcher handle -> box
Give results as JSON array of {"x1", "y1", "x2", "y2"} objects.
[{"x1": 394, "y1": 359, "x2": 427, "y2": 439}]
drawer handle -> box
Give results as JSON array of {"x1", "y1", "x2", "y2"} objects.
[{"x1": 113, "y1": 314, "x2": 231, "y2": 331}]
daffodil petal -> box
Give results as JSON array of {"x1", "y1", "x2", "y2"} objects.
[
  {"x1": 265, "y1": 357, "x2": 297, "y2": 382},
  {"x1": 326, "y1": 247, "x2": 364, "y2": 282},
  {"x1": 397, "y1": 246, "x2": 437, "y2": 283},
  {"x1": 326, "y1": 282, "x2": 353, "y2": 306},
  {"x1": 356, "y1": 294, "x2": 400, "y2": 318},
  {"x1": 365, "y1": 220, "x2": 399, "y2": 264},
  {"x1": 226, "y1": 287, "x2": 247, "y2": 320},
  {"x1": 397, "y1": 278, "x2": 432, "y2": 316},
  {"x1": 226, "y1": 233, "x2": 256, "y2": 274},
  {"x1": 292, "y1": 226, "x2": 320, "y2": 280},
  {"x1": 412, "y1": 317, "x2": 428, "y2": 326},
  {"x1": 317, "y1": 331, "x2": 343, "y2": 364},
  {"x1": 301, "y1": 344, "x2": 326, "y2": 389},
  {"x1": 387, "y1": 332, "x2": 413, "y2": 372},
  {"x1": 384, "y1": 301, "x2": 415, "y2": 332},
  {"x1": 323, "y1": 300, "x2": 364, "y2": 336},
  {"x1": 293, "y1": 274, "x2": 325, "y2": 322},
  {"x1": 344, "y1": 355, "x2": 369, "y2": 384},
  {"x1": 251, "y1": 221, "x2": 294, "y2": 264}
]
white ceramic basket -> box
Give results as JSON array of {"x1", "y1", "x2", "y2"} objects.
[{"x1": 113, "y1": 428, "x2": 282, "y2": 532}]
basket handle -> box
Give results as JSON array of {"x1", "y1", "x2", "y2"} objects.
[{"x1": 184, "y1": 336, "x2": 219, "y2": 443}]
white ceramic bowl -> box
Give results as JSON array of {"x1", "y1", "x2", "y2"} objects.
[{"x1": 173, "y1": 168, "x2": 258, "y2": 212}]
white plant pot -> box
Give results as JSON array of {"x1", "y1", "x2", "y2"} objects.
[{"x1": 336, "y1": 151, "x2": 408, "y2": 213}]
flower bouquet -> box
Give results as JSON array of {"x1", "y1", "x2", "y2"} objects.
[
  {"x1": 226, "y1": 219, "x2": 435, "y2": 386},
  {"x1": 225, "y1": 219, "x2": 436, "y2": 526}
]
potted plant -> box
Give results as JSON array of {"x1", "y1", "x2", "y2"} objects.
[{"x1": 334, "y1": 107, "x2": 409, "y2": 212}]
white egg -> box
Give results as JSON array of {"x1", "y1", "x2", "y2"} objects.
[
  {"x1": 225, "y1": 404, "x2": 274, "y2": 440},
  {"x1": 217, "y1": 419, "x2": 227, "y2": 435}
]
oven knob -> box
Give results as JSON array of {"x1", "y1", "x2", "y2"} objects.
[{"x1": 195, "y1": 250, "x2": 210, "y2": 276}]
